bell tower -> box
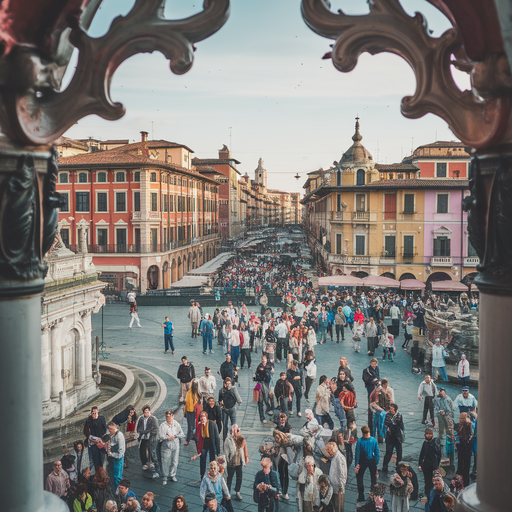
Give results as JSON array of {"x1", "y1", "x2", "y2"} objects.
[{"x1": 255, "y1": 157, "x2": 267, "y2": 189}]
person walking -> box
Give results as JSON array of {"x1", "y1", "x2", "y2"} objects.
[
  {"x1": 230, "y1": 325, "x2": 242, "y2": 367},
  {"x1": 334, "y1": 307, "x2": 346, "y2": 343},
  {"x1": 225, "y1": 424, "x2": 249, "y2": 501},
  {"x1": 188, "y1": 301, "x2": 201, "y2": 338},
  {"x1": 355, "y1": 426, "x2": 380, "y2": 503},
  {"x1": 457, "y1": 354, "x2": 470, "y2": 385},
  {"x1": 197, "y1": 411, "x2": 221, "y2": 480},
  {"x1": 417, "y1": 375, "x2": 437, "y2": 426},
  {"x1": 83, "y1": 406, "x2": 107, "y2": 473},
  {"x1": 106, "y1": 421, "x2": 125, "y2": 492},
  {"x1": 365, "y1": 317, "x2": 378, "y2": 357},
  {"x1": 303, "y1": 350, "x2": 317, "y2": 402},
  {"x1": 381, "y1": 404, "x2": 404, "y2": 473},
  {"x1": 253, "y1": 455, "x2": 282, "y2": 512},
  {"x1": 135, "y1": 405, "x2": 159, "y2": 479},
  {"x1": 200, "y1": 314, "x2": 215, "y2": 354},
  {"x1": 431, "y1": 339, "x2": 449, "y2": 382},
  {"x1": 240, "y1": 324, "x2": 252, "y2": 370},
  {"x1": 434, "y1": 388, "x2": 455, "y2": 463},
  {"x1": 161, "y1": 316, "x2": 174, "y2": 354},
  {"x1": 325, "y1": 441, "x2": 347, "y2": 512},
  {"x1": 315, "y1": 375, "x2": 334, "y2": 430},
  {"x1": 158, "y1": 410, "x2": 184, "y2": 485},
  {"x1": 418, "y1": 428, "x2": 441, "y2": 498},
  {"x1": 177, "y1": 356, "x2": 195, "y2": 404},
  {"x1": 275, "y1": 318, "x2": 288, "y2": 363},
  {"x1": 218, "y1": 377, "x2": 242, "y2": 442},
  {"x1": 287, "y1": 359, "x2": 302, "y2": 418},
  {"x1": 128, "y1": 301, "x2": 142, "y2": 329},
  {"x1": 274, "y1": 371, "x2": 294, "y2": 414},
  {"x1": 389, "y1": 462, "x2": 414, "y2": 512},
  {"x1": 199, "y1": 367, "x2": 217, "y2": 403},
  {"x1": 255, "y1": 354, "x2": 273, "y2": 423},
  {"x1": 184, "y1": 378, "x2": 201, "y2": 446}
]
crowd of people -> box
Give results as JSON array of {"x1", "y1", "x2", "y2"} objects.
[{"x1": 46, "y1": 248, "x2": 479, "y2": 512}]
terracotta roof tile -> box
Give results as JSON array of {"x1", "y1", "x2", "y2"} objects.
[{"x1": 375, "y1": 163, "x2": 419, "y2": 171}]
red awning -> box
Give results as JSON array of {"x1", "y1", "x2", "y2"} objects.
[{"x1": 400, "y1": 279, "x2": 426, "y2": 290}]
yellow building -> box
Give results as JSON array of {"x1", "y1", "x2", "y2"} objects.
[{"x1": 303, "y1": 119, "x2": 427, "y2": 280}]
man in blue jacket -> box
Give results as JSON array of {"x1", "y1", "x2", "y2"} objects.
[
  {"x1": 355, "y1": 425, "x2": 380, "y2": 503},
  {"x1": 253, "y1": 454, "x2": 281, "y2": 512}
]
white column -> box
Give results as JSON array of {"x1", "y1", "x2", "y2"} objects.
[
  {"x1": 50, "y1": 321, "x2": 63, "y2": 399},
  {"x1": 83, "y1": 311, "x2": 93, "y2": 380},
  {"x1": 41, "y1": 325, "x2": 51, "y2": 403}
]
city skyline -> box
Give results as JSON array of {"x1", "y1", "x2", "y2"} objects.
[{"x1": 63, "y1": 0, "x2": 467, "y2": 193}]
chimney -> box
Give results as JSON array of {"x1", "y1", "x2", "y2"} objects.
[
  {"x1": 218, "y1": 144, "x2": 230, "y2": 159},
  {"x1": 141, "y1": 131, "x2": 149, "y2": 142}
]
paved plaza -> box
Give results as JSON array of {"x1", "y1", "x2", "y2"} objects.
[{"x1": 93, "y1": 302, "x2": 478, "y2": 511}]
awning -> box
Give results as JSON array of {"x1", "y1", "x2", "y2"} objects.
[
  {"x1": 172, "y1": 275, "x2": 209, "y2": 288},
  {"x1": 362, "y1": 275, "x2": 400, "y2": 288},
  {"x1": 400, "y1": 279, "x2": 426, "y2": 290},
  {"x1": 187, "y1": 252, "x2": 235, "y2": 275},
  {"x1": 431, "y1": 280, "x2": 469, "y2": 292},
  {"x1": 318, "y1": 275, "x2": 363, "y2": 287}
]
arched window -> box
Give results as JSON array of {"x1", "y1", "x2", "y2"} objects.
[
  {"x1": 150, "y1": 172, "x2": 157, "y2": 182},
  {"x1": 115, "y1": 171, "x2": 125, "y2": 182},
  {"x1": 337, "y1": 170, "x2": 342, "y2": 186},
  {"x1": 356, "y1": 169, "x2": 365, "y2": 186},
  {"x1": 97, "y1": 172, "x2": 107, "y2": 183},
  {"x1": 78, "y1": 172, "x2": 88, "y2": 183}
]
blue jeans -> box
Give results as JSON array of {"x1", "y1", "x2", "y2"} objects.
[
  {"x1": 186, "y1": 411, "x2": 196, "y2": 442},
  {"x1": 315, "y1": 413, "x2": 334, "y2": 430},
  {"x1": 231, "y1": 345, "x2": 240, "y2": 366},
  {"x1": 288, "y1": 391, "x2": 301, "y2": 414},
  {"x1": 164, "y1": 333, "x2": 174, "y2": 352},
  {"x1": 434, "y1": 366, "x2": 449, "y2": 382},
  {"x1": 222, "y1": 407, "x2": 237, "y2": 440},
  {"x1": 372, "y1": 410, "x2": 386, "y2": 439},
  {"x1": 89, "y1": 444, "x2": 105, "y2": 471},
  {"x1": 108, "y1": 456, "x2": 123, "y2": 491},
  {"x1": 202, "y1": 334, "x2": 213, "y2": 352}
]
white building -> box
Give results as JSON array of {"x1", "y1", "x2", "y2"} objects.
[{"x1": 41, "y1": 229, "x2": 105, "y2": 422}]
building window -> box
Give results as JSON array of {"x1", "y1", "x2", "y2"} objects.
[
  {"x1": 151, "y1": 228, "x2": 158, "y2": 252},
  {"x1": 115, "y1": 192, "x2": 126, "y2": 212},
  {"x1": 97, "y1": 228, "x2": 108, "y2": 247},
  {"x1": 97, "y1": 172, "x2": 107, "y2": 183},
  {"x1": 115, "y1": 171, "x2": 125, "y2": 182},
  {"x1": 134, "y1": 171, "x2": 140, "y2": 182},
  {"x1": 59, "y1": 172, "x2": 68, "y2": 184},
  {"x1": 384, "y1": 235, "x2": 396, "y2": 257},
  {"x1": 434, "y1": 236, "x2": 451, "y2": 256},
  {"x1": 97, "y1": 192, "x2": 108, "y2": 212},
  {"x1": 336, "y1": 233, "x2": 343, "y2": 255},
  {"x1": 355, "y1": 194, "x2": 366, "y2": 212},
  {"x1": 337, "y1": 170, "x2": 342, "y2": 186},
  {"x1": 78, "y1": 172, "x2": 88, "y2": 183},
  {"x1": 355, "y1": 235, "x2": 365, "y2": 255},
  {"x1": 403, "y1": 235, "x2": 414, "y2": 257},
  {"x1": 61, "y1": 228, "x2": 70, "y2": 247},
  {"x1": 151, "y1": 192, "x2": 158, "y2": 212},
  {"x1": 75, "y1": 192, "x2": 90, "y2": 212},
  {"x1": 134, "y1": 228, "x2": 141, "y2": 251},
  {"x1": 59, "y1": 192, "x2": 69, "y2": 212},
  {"x1": 437, "y1": 193, "x2": 449, "y2": 213},
  {"x1": 116, "y1": 229, "x2": 127, "y2": 252},
  {"x1": 356, "y1": 169, "x2": 365, "y2": 186},
  {"x1": 150, "y1": 172, "x2": 157, "y2": 182},
  {"x1": 134, "y1": 191, "x2": 140, "y2": 212},
  {"x1": 336, "y1": 194, "x2": 342, "y2": 212},
  {"x1": 403, "y1": 194, "x2": 415, "y2": 214},
  {"x1": 388, "y1": 173, "x2": 393, "y2": 180},
  {"x1": 162, "y1": 194, "x2": 168, "y2": 212},
  {"x1": 437, "y1": 162, "x2": 447, "y2": 178},
  {"x1": 384, "y1": 193, "x2": 396, "y2": 219}
]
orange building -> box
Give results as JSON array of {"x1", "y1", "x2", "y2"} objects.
[{"x1": 57, "y1": 132, "x2": 221, "y2": 291}]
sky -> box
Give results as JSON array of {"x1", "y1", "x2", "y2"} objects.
[{"x1": 63, "y1": 0, "x2": 469, "y2": 194}]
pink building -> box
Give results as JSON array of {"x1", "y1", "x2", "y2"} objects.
[{"x1": 423, "y1": 184, "x2": 478, "y2": 284}]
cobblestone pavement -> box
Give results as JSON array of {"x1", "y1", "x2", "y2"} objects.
[{"x1": 93, "y1": 303, "x2": 478, "y2": 511}]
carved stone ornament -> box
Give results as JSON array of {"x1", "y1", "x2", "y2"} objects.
[
  {"x1": 300, "y1": 0, "x2": 512, "y2": 149},
  {"x1": 0, "y1": 0, "x2": 230, "y2": 144},
  {"x1": 0, "y1": 141, "x2": 60, "y2": 295},
  {"x1": 463, "y1": 154, "x2": 512, "y2": 295}
]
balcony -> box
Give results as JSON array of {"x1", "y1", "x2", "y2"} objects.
[
  {"x1": 331, "y1": 211, "x2": 344, "y2": 221},
  {"x1": 329, "y1": 254, "x2": 371, "y2": 265},
  {"x1": 464, "y1": 256, "x2": 480, "y2": 267},
  {"x1": 352, "y1": 211, "x2": 377, "y2": 223},
  {"x1": 380, "y1": 252, "x2": 396, "y2": 265},
  {"x1": 431, "y1": 256, "x2": 453, "y2": 266}
]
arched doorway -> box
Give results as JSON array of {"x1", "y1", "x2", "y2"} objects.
[
  {"x1": 163, "y1": 260, "x2": 170, "y2": 289},
  {"x1": 147, "y1": 265, "x2": 159, "y2": 289},
  {"x1": 187, "y1": 253, "x2": 192, "y2": 272},
  {"x1": 461, "y1": 272, "x2": 478, "y2": 285},
  {"x1": 177, "y1": 257, "x2": 182, "y2": 280},
  {"x1": 380, "y1": 272, "x2": 396, "y2": 279},
  {"x1": 171, "y1": 258, "x2": 177, "y2": 283},
  {"x1": 399, "y1": 272, "x2": 416, "y2": 281},
  {"x1": 193, "y1": 251, "x2": 197, "y2": 269},
  {"x1": 426, "y1": 271, "x2": 452, "y2": 286}
]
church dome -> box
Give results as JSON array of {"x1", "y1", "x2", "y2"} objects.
[{"x1": 341, "y1": 118, "x2": 373, "y2": 163}]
